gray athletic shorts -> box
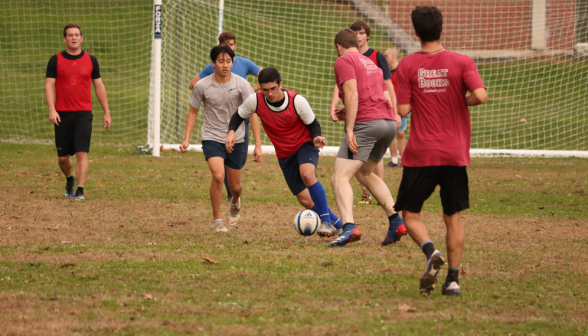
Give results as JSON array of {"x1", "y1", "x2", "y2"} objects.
[{"x1": 337, "y1": 119, "x2": 397, "y2": 162}]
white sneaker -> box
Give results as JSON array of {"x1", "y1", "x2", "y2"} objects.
[
  {"x1": 212, "y1": 219, "x2": 228, "y2": 233},
  {"x1": 442, "y1": 281, "x2": 461, "y2": 296},
  {"x1": 229, "y1": 198, "x2": 241, "y2": 225},
  {"x1": 419, "y1": 250, "x2": 445, "y2": 296},
  {"x1": 317, "y1": 222, "x2": 336, "y2": 237}
]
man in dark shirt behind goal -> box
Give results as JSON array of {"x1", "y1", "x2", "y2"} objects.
[{"x1": 45, "y1": 23, "x2": 112, "y2": 201}]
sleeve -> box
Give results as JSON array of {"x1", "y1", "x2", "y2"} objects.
[
  {"x1": 46, "y1": 55, "x2": 57, "y2": 78},
  {"x1": 228, "y1": 112, "x2": 246, "y2": 132},
  {"x1": 334, "y1": 57, "x2": 356, "y2": 86},
  {"x1": 243, "y1": 57, "x2": 261, "y2": 77},
  {"x1": 376, "y1": 52, "x2": 392, "y2": 80},
  {"x1": 240, "y1": 79, "x2": 255, "y2": 102},
  {"x1": 305, "y1": 119, "x2": 321, "y2": 139},
  {"x1": 463, "y1": 57, "x2": 486, "y2": 93},
  {"x1": 237, "y1": 93, "x2": 258, "y2": 119},
  {"x1": 90, "y1": 54, "x2": 101, "y2": 79},
  {"x1": 198, "y1": 63, "x2": 214, "y2": 79},
  {"x1": 189, "y1": 82, "x2": 204, "y2": 109},
  {"x1": 293, "y1": 95, "x2": 316, "y2": 125},
  {"x1": 396, "y1": 59, "x2": 412, "y2": 105}
]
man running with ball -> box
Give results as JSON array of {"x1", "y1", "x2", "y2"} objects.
[{"x1": 226, "y1": 67, "x2": 342, "y2": 237}]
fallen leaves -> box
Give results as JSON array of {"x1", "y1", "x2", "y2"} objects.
[
  {"x1": 398, "y1": 303, "x2": 417, "y2": 313},
  {"x1": 203, "y1": 257, "x2": 216, "y2": 264},
  {"x1": 143, "y1": 294, "x2": 153, "y2": 300},
  {"x1": 215, "y1": 244, "x2": 224, "y2": 248},
  {"x1": 520, "y1": 118, "x2": 527, "y2": 123},
  {"x1": 96, "y1": 184, "x2": 106, "y2": 187}
]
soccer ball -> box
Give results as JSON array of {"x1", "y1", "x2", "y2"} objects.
[{"x1": 293, "y1": 209, "x2": 320, "y2": 236}]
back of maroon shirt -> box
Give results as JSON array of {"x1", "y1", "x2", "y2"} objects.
[
  {"x1": 334, "y1": 52, "x2": 393, "y2": 123},
  {"x1": 397, "y1": 51, "x2": 485, "y2": 167}
]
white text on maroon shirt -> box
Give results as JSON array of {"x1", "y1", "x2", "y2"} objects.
[{"x1": 418, "y1": 68, "x2": 449, "y2": 91}]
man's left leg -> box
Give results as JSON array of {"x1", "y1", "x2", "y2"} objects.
[
  {"x1": 73, "y1": 151, "x2": 89, "y2": 200},
  {"x1": 299, "y1": 163, "x2": 341, "y2": 237},
  {"x1": 225, "y1": 142, "x2": 245, "y2": 226},
  {"x1": 329, "y1": 158, "x2": 364, "y2": 247}
]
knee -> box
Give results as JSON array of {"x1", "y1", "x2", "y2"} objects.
[
  {"x1": 211, "y1": 173, "x2": 224, "y2": 184},
  {"x1": 58, "y1": 156, "x2": 70, "y2": 164},
  {"x1": 230, "y1": 182, "x2": 242, "y2": 193},
  {"x1": 300, "y1": 171, "x2": 316, "y2": 186}
]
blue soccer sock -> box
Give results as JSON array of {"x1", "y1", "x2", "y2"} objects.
[
  {"x1": 329, "y1": 208, "x2": 342, "y2": 229},
  {"x1": 308, "y1": 181, "x2": 332, "y2": 224}
]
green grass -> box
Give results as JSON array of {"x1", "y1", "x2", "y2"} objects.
[
  {"x1": 1, "y1": 0, "x2": 587, "y2": 150},
  {"x1": 1, "y1": 143, "x2": 588, "y2": 334}
]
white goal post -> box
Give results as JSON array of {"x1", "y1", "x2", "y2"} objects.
[{"x1": 147, "y1": 0, "x2": 588, "y2": 158}]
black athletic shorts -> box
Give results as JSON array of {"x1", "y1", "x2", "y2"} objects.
[
  {"x1": 394, "y1": 166, "x2": 469, "y2": 216},
  {"x1": 54, "y1": 111, "x2": 93, "y2": 157},
  {"x1": 278, "y1": 141, "x2": 320, "y2": 196},
  {"x1": 202, "y1": 140, "x2": 244, "y2": 170}
]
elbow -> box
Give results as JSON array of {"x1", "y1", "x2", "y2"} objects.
[{"x1": 474, "y1": 89, "x2": 488, "y2": 104}]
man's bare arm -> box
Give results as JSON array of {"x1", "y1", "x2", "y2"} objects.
[
  {"x1": 342, "y1": 79, "x2": 359, "y2": 133},
  {"x1": 398, "y1": 104, "x2": 411, "y2": 118},
  {"x1": 180, "y1": 106, "x2": 199, "y2": 152},
  {"x1": 93, "y1": 78, "x2": 112, "y2": 130},
  {"x1": 465, "y1": 88, "x2": 488, "y2": 106},
  {"x1": 45, "y1": 78, "x2": 60, "y2": 125},
  {"x1": 330, "y1": 85, "x2": 341, "y2": 121},
  {"x1": 252, "y1": 68, "x2": 263, "y2": 92},
  {"x1": 189, "y1": 74, "x2": 201, "y2": 90}
]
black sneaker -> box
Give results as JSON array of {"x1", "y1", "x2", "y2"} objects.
[
  {"x1": 64, "y1": 176, "x2": 76, "y2": 198},
  {"x1": 385, "y1": 161, "x2": 398, "y2": 167}
]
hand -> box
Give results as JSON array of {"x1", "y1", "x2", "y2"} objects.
[
  {"x1": 49, "y1": 110, "x2": 60, "y2": 126},
  {"x1": 330, "y1": 107, "x2": 337, "y2": 122},
  {"x1": 179, "y1": 140, "x2": 190, "y2": 153},
  {"x1": 346, "y1": 130, "x2": 358, "y2": 155},
  {"x1": 103, "y1": 114, "x2": 112, "y2": 131},
  {"x1": 335, "y1": 107, "x2": 346, "y2": 122},
  {"x1": 225, "y1": 131, "x2": 236, "y2": 154},
  {"x1": 313, "y1": 136, "x2": 327, "y2": 149},
  {"x1": 253, "y1": 145, "x2": 262, "y2": 162},
  {"x1": 189, "y1": 83, "x2": 194, "y2": 90}
]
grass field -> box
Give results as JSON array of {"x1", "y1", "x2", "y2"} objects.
[
  {"x1": 1, "y1": 0, "x2": 587, "y2": 150},
  {"x1": 1, "y1": 143, "x2": 587, "y2": 335}
]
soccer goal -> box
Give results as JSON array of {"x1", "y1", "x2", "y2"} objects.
[
  {"x1": 0, "y1": 1, "x2": 586, "y2": 157},
  {"x1": 148, "y1": 0, "x2": 588, "y2": 158}
]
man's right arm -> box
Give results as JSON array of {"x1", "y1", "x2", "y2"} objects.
[
  {"x1": 45, "y1": 55, "x2": 59, "y2": 125},
  {"x1": 180, "y1": 105, "x2": 199, "y2": 153},
  {"x1": 330, "y1": 85, "x2": 341, "y2": 121},
  {"x1": 45, "y1": 78, "x2": 60, "y2": 125},
  {"x1": 465, "y1": 88, "x2": 487, "y2": 106}
]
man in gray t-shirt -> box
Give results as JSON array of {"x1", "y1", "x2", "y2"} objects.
[{"x1": 180, "y1": 45, "x2": 262, "y2": 233}]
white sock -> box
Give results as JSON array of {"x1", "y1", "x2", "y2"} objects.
[{"x1": 391, "y1": 157, "x2": 398, "y2": 164}]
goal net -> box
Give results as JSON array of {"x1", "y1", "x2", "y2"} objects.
[
  {"x1": 152, "y1": 0, "x2": 588, "y2": 156},
  {"x1": 0, "y1": 0, "x2": 586, "y2": 157}
]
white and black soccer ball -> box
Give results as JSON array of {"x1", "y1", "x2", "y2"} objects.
[{"x1": 293, "y1": 209, "x2": 320, "y2": 236}]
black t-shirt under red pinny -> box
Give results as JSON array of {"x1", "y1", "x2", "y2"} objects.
[{"x1": 46, "y1": 51, "x2": 101, "y2": 112}]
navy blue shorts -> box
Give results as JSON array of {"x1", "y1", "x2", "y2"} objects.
[
  {"x1": 278, "y1": 141, "x2": 320, "y2": 196},
  {"x1": 202, "y1": 140, "x2": 244, "y2": 170}
]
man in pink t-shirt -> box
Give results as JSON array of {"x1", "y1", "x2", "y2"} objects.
[
  {"x1": 395, "y1": 6, "x2": 487, "y2": 296},
  {"x1": 327, "y1": 29, "x2": 406, "y2": 248}
]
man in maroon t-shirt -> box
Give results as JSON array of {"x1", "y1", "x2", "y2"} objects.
[
  {"x1": 45, "y1": 23, "x2": 112, "y2": 201},
  {"x1": 327, "y1": 29, "x2": 406, "y2": 248},
  {"x1": 394, "y1": 6, "x2": 487, "y2": 296}
]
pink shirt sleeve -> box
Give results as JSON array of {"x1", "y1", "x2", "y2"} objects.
[
  {"x1": 463, "y1": 57, "x2": 486, "y2": 93},
  {"x1": 397, "y1": 59, "x2": 411, "y2": 105},
  {"x1": 334, "y1": 57, "x2": 356, "y2": 86}
]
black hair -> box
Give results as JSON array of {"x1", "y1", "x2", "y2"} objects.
[
  {"x1": 258, "y1": 67, "x2": 281, "y2": 84},
  {"x1": 210, "y1": 44, "x2": 235, "y2": 63},
  {"x1": 411, "y1": 6, "x2": 443, "y2": 42}
]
